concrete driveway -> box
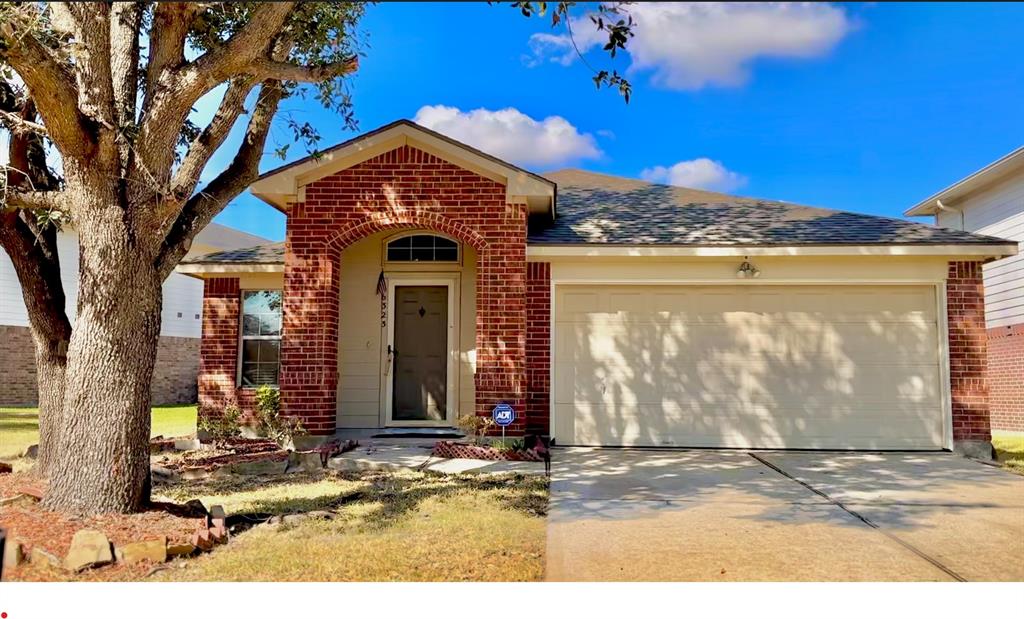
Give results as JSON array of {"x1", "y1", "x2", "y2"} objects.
[{"x1": 546, "y1": 448, "x2": 1024, "y2": 581}]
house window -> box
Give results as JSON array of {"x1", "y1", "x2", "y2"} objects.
[
  {"x1": 240, "y1": 290, "x2": 282, "y2": 387},
  {"x1": 386, "y1": 234, "x2": 458, "y2": 262}
]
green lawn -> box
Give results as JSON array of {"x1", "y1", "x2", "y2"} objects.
[
  {"x1": 0, "y1": 404, "x2": 197, "y2": 460},
  {"x1": 993, "y1": 432, "x2": 1024, "y2": 474}
]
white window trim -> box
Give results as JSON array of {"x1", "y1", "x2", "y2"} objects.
[
  {"x1": 237, "y1": 289, "x2": 283, "y2": 389},
  {"x1": 382, "y1": 231, "x2": 461, "y2": 265}
]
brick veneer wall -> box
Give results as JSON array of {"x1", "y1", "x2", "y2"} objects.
[
  {"x1": 526, "y1": 262, "x2": 551, "y2": 435},
  {"x1": 283, "y1": 144, "x2": 528, "y2": 435},
  {"x1": 988, "y1": 323, "x2": 1024, "y2": 432},
  {"x1": 0, "y1": 325, "x2": 38, "y2": 406},
  {"x1": 2, "y1": 324, "x2": 199, "y2": 406},
  {"x1": 197, "y1": 277, "x2": 243, "y2": 419},
  {"x1": 946, "y1": 261, "x2": 992, "y2": 442}
]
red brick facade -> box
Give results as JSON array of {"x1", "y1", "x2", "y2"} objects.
[
  {"x1": 988, "y1": 323, "x2": 1024, "y2": 432},
  {"x1": 946, "y1": 261, "x2": 992, "y2": 442},
  {"x1": 526, "y1": 262, "x2": 552, "y2": 434},
  {"x1": 282, "y1": 145, "x2": 528, "y2": 435},
  {"x1": 197, "y1": 277, "x2": 243, "y2": 419}
]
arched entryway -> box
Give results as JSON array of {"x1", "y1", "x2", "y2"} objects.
[{"x1": 278, "y1": 144, "x2": 528, "y2": 435}]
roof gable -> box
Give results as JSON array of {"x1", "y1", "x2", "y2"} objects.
[{"x1": 250, "y1": 119, "x2": 555, "y2": 216}]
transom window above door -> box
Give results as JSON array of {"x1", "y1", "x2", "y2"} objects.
[{"x1": 386, "y1": 234, "x2": 458, "y2": 262}]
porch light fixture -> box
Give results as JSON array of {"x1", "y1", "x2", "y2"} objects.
[{"x1": 736, "y1": 260, "x2": 761, "y2": 279}]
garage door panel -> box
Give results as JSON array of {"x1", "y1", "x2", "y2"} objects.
[
  {"x1": 554, "y1": 284, "x2": 944, "y2": 449},
  {"x1": 565, "y1": 403, "x2": 943, "y2": 449}
]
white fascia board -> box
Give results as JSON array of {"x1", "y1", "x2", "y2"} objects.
[{"x1": 526, "y1": 244, "x2": 1019, "y2": 259}]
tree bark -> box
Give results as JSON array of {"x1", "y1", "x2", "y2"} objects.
[
  {"x1": 42, "y1": 188, "x2": 163, "y2": 514},
  {"x1": 0, "y1": 216, "x2": 70, "y2": 474}
]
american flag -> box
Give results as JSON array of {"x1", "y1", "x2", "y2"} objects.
[{"x1": 376, "y1": 270, "x2": 387, "y2": 327}]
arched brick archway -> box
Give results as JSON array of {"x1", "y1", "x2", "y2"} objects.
[{"x1": 280, "y1": 144, "x2": 528, "y2": 435}]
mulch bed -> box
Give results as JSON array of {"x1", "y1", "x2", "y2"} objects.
[
  {"x1": 432, "y1": 441, "x2": 544, "y2": 462},
  {"x1": 0, "y1": 471, "x2": 205, "y2": 582},
  {"x1": 155, "y1": 437, "x2": 285, "y2": 472}
]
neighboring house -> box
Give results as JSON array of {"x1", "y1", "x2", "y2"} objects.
[
  {"x1": 905, "y1": 146, "x2": 1024, "y2": 433},
  {"x1": 1, "y1": 222, "x2": 269, "y2": 406},
  {"x1": 177, "y1": 120, "x2": 1017, "y2": 457}
]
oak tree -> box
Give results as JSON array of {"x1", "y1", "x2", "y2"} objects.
[{"x1": 0, "y1": 1, "x2": 632, "y2": 514}]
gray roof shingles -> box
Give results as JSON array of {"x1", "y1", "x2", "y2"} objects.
[
  {"x1": 185, "y1": 170, "x2": 1011, "y2": 265},
  {"x1": 182, "y1": 242, "x2": 284, "y2": 265},
  {"x1": 530, "y1": 169, "x2": 1011, "y2": 246}
]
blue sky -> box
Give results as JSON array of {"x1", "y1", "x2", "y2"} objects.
[{"x1": 210, "y1": 2, "x2": 1024, "y2": 242}]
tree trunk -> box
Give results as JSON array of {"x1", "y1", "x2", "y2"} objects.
[
  {"x1": 42, "y1": 202, "x2": 164, "y2": 515},
  {"x1": 32, "y1": 335, "x2": 67, "y2": 474}
]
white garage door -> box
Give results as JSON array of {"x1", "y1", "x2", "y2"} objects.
[{"x1": 553, "y1": 284, "x2": 945, "y2": 449}]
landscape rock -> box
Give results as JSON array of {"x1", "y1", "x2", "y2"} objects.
[
  {"x1": 117, "y1": 537, "x2": 168, "y2": 565},
  {"x1": 3, "y1": 539, "x2": 24, "y2": 568},
  {"x1": 281, "y1": 513, "x2": 309, "y2": 526},
  {"x1": 288, "y1": 450, "x2": 325, "y2": 472},
  {"x1": 21, "y1": 444, "x2": 38, "y2": 459},
  {"x1": 166, "y1": 542, "x2": 197, "y2": 557},
  {"x1": 31, "y1": 547, "x2": 62, "y2": 569},
  {"x1": 0, "y1": 493, "x2": 40, "y2": 508},
  {"x1": 151, "y1": 465, "x2": 181, "y2": 483},
  {"x1": 191, "y1": 527, "x2": 214, "y2": 552},
  {"x1": 65, "y1": 529, "x2": 113, "y2": 572},
  {"x1": 174, "y1": 439, "x2": 202, "y2": 451},
  {"x1": 181, "y1": 466, "x2": 218, "y2": 481},
  {"x1": 0, "y1": 462, "x2": 12, "y2": 474},
  {"x1": 231, "y1": 458, "x2": 288, "y2": 476}
]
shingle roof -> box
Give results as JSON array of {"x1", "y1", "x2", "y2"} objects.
[
  {"x1": 529, "y1": 169, "x2": 1011, "y2": 246},
  {"x1": 184, "y1": 169, "x2": 1014, "y2": 266},
  {"x1": 181, "y1": 242, "x2": 284, "y2": 265}
]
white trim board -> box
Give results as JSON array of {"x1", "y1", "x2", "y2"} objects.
[{"x1": 528, "y1": 244, "x2": 1017, "y2": 258}]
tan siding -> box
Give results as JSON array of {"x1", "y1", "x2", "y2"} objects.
[{"x1": 335, "y1": 231, "x2": 476, "y2": 429}]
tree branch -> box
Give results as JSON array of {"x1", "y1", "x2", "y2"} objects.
[
  {"x1": 155, "y1": 80, "x2": 284, "y2": 278},
  {"x1": 0, "y1": 109, "x2": 48, "y2": 136},
  {"x1": 143, "y1": 3, "x2": 203, "y2": 111},
  {"x1": 169, "y1": 77, "x2": 258, "y2": 201},
  {"x1": 0, "y1": 7, "x2": 95, "y2": 159},
  {"x1": 2, "y1": 190, "x2": 59, "y2": 213},
  {"x1": 110, "y1": 2, "x2": 143, "y2": 129},
  {"x1": 135, "y1": 2, "x2": 296, "y2": 185},
  {"x1": 255, "y1": 57, "x2": 359, "y2": 83}
]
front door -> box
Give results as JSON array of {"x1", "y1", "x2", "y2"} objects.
[{"x1": 391, "y1": 285, "x2": 449, "y2": 422}]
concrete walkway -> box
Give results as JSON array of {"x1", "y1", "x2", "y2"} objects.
[
  {"x1": 546, "y1": 448, "x2": 1024, "y2": 581},
  {"x1": 326, "y1": 442, "x2": 545, "y2": 476}
]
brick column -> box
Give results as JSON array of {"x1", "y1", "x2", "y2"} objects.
[
  {"x1": 526, "y1": 262, "x2": 551, "y2": 435},
  {"x1": 198, "y1": 277, "x2": 240, "y2": 422},
  {"x1": 946, "y1": 261, "x2": 993, "y2": 457},
  {"x1": 473, "y1": 211, "x2": 528, "y2": 434},
  {"x1": 281, "y1": 209, "x2": 340, "y2": 436}
]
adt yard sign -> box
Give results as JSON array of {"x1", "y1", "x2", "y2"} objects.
[{"x1": 492, "y1": 403, "x2": 515, "y2": 427}]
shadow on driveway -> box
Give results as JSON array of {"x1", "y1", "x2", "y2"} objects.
[{"x1": 546, "y1": 448, "x2": 1024, "y2": 581}]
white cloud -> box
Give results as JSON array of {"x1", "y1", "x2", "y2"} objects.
[
  {"x1": 527, "y1": 2, "x2": 853, "y2": 90},
  {"x1": 413, "y1": 105, "x2": 601, "y2": 168},
  {"x1": 640, "y1": 158, "x2": 747, "y2": 192}
]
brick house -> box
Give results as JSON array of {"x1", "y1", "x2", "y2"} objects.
[
  {"x1": 177, "y1": 120, "x2": 1017, "y2": 457},
  {"x1": 905, "y1": 146, "x2": 1024, "y2": 433}
]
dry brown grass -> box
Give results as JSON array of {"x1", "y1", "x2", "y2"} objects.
[{"x1": 153, "y1": 470, "x2": 547, "y2": 582}]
